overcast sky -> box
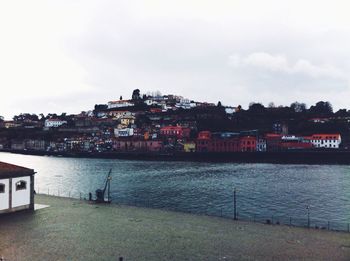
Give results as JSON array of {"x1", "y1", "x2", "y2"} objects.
[{"x1": 1, "y1": 0, "x2": 350, "y2": 119}]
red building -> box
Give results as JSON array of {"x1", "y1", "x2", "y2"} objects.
[
  {"x1": 239, "y1": 136, "x2": 257, "y2": 152},
  {"x1": 160, "y1": 126, "x2": 191, "y2": 139},
  {"x1": 265, "y1": 133, "x2": 283, "y2": 151},
  {"x1": 279, "y1": 141, "x2": 313, "y2": 150},
  {"x1": 196, "y1": 131, "x2": 256, "y2": 152}
]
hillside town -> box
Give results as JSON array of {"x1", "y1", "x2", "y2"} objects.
[{"x1": 0, "y1": 89, "x2": 348, "y2": 155}]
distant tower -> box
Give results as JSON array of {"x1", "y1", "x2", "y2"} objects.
[{"x1": 132, "y1": 89, "x2": 140, "y2": 100}]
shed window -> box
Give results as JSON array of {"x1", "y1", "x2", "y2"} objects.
[
  {"x1": 16, "y1": 180, "x2": 27, "y2": 191},
  {"x1": 0, "y1": 184, "x2": 4, "y2": 193}
]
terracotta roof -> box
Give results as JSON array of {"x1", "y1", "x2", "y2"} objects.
[
  {"x1": 0, "y1": 161, "x2": 35, "y2": 179},
  {"x1": 311, "y1": 134, "x2": 341, "y2": 140}
]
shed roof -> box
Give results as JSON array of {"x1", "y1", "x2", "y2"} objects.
[{"x1": 0, "y1": 161, "x2": 35, "y2": 179}]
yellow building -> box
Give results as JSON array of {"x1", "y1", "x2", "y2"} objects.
[
  {"x1": 184, "y1": 142, "x2": 196, "y2": 152},
  {"x1": 120, "y1": 116, "x2": 135, "y2": 126}
]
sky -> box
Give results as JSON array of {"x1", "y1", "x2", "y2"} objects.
[{"x1": 1, "y1": 0, "x2": 350, "y2": 119}]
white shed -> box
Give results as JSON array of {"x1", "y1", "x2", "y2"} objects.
[{"x1": 0, "y1": 161, "x2": 35, "y2": 214}]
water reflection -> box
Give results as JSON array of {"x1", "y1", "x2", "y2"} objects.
[{"x1": 1, "y1": 152, "x2": 350, "y2": 226}]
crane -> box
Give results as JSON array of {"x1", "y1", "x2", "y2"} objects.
[{"x1": 95, "y1": 169, "x2": 112, "y2": 203}]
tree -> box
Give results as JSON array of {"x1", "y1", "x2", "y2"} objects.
[
  {"x1": 119, "y1": 96, "x2": 123, "y2": 100},
  {"x1": 268, "y1": 102, "x2": 275, "y2": 108},
  {"x1": 290, "y1": 101, "x2": 307, "y2": 113},
  {"x1": 248, "y1": 103, "x2": 265, "y2": 113},
  {"x1": 309, "y1": 101, "x2": 333, "y2": 114},
  {"x1": 217, "y1": 101, "x2": 222, "y2": 107},
  {"x1": 13, "y1": 113, "x2": 39, "y2": 122},
  {"x1": 335, "y1": 109, "x2": 348, "y2": 117}
]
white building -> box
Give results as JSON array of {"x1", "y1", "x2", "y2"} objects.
[
  {"x1": 256, "y1": 139, "x2": 267, "y2": 152},
  {"x1": 45, "y1": 119, "x2": 67, "y2": 128},
  {"x1": 310, "y1": 134, "x2": 341, "y2": 149},
  {"x1": 108, "y1": 110, "x2": 134, "y2": 119},
  {"x1": 225, "y1": 107, "x2": 238, "y2": 114},
  {"x1": 114, "y1": 128, "x2": 134, "y2": 137},
  {"x1": 175, "y1": 99, "x2": 196, "y2": 109},
  {"x1": 107, "y1": 100, "x2": 134, "y2": 109},
  {"x1": 0, "y1": 161, "x2": 35, "y2": 214}
]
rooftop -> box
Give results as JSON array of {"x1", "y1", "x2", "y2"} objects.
[{"x1": 0, "y1": 161, "x2": 35, "y2": 179}]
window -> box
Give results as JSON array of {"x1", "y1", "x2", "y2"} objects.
[
  {"x1": 0, "y1": 183, "x2": 4, "y2": 193},
  {"x1": 16, "y1": 180, "x2": 27, "y2": 191}
]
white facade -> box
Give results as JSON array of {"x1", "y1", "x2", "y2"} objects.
[
  {"x1": 45, "y1": 119, "x2": 67, "y2": 128},
  {"x1": 107, "y1": 100, "x2": 134, "y2": 109},
  {"x1": 0, "y1": 175, "x2": 33, "y2": 214},
  {"x1": 114, "y1": 128, "x2": 134, "y2": 137},
  {"x1": 256, "y1": 139, "x2": 267, "y2": 152},
  {"x1": 225, "y1": 107, "x2": 237, "y2": 114},
  {"x1": 0, "y1": 161, "x2": 35, "y2": 214},
  {"x1": 108, "y1": 111, "x2": 134, "y2": 119},
  {"x1": 12, "y1": 176, "x2": 31, "y2": 208},
  {"x1": 0, "y1": 179, "x2": 9, "y2": 211},
  {"x1": 175, "y1": 99, "x2": 196, "y2": 109},
  {"x1": 310, "y1": 134, "x2": 341, "y2": 149}
]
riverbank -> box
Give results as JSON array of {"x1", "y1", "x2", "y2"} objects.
[
  {"x1": 3, "y1": 148, "x2": 350, "y2": 164},
  {"x1": 0, "y1": 195, "x2": 349, "y2": 260}
]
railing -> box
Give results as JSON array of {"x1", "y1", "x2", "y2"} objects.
[{"x1": 35, "y1": 187, "x2": 350, "y2": 233}]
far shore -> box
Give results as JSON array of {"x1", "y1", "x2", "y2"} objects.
[
  {"x1": 1, "y1": 194, "x2": 349, "y2": 260},
  {"x1": 2, "y1": 148, "x2": 350, "y2": 164}
]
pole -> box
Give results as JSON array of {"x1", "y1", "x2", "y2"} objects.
[
  {"x1": 307, "y1": 205, "x2": 310, "y2": 228},
  {"x1": 107, "y1": 176, "x2": 111, "y2": 202},
  {"x1": 234, "y1": 188, "x2": 237, "y2": 220}
]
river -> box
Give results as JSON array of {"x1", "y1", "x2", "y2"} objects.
[{"x1": 1, "y1": 152, "x2": 350, "y2": 230}]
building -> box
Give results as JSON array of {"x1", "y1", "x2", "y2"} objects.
[
  {"x1": 120, "y1": 115, "x2": 136, "y2": 127},
  {"x1": 113, "y1": 140, "x2": 163, "y2": 152},
  {"x1": 224, "y1": 107, "x2": 237, "y2": 114},
  {"x1": 183, "y1": 142, "x2": 196, "y2": 152},
  {"x1": 45, "y1": 119, "x2": 67, "y2": 128},
  {"x1": 160, "y1": 126, "x2": 191, "y2": 139},
  {"x1": 280, "y1": 135, "x2": 313, "y2": 150},
  {"x1": 107, "y1": 100, "x2": 134, "y2": 109},
  {"x1": 175, "y1": 99, "x2": 196, "y2": 109},
  {"x1": 108, "y1": 110, "x2": 134, "y2": 119},
  {"x1": 265, "y1": 133, "x2": 283, "y2": 151},
  {"x1": 4, "y1": 121, "x2": 22, "y2": 128},
  {"x1": 309, "y1": 134, "x2": 341, "y2": 149},
  {"x1": 256, "y1": 138, "x2": 267, "y2": 152},
  {"x1": 196, "y1": 131, "x2": 241, "y2": 152},
  {"x1": 24, "y1": 139, "x2": 47, "y2": 151},
  {"x1": 0, "y1": 162, "x2": 35, "y2": 214},
  {"x1": 239, "y1": 136, "x2": 257, "y2": 152},
  {"x1": 114, "y1": 128, "x2": 134, "y2": 137}
]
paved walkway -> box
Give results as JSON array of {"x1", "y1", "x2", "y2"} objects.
[{"x1": 0, "y1": 195, "x2": 349, "y2": 260}]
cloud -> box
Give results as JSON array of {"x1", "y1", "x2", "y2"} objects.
[{"x1": 229, "y1": 52, "x2": 346, "y2": 79}]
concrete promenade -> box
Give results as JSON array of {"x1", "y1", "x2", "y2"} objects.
[{"x1": 0, "y1": 195, "x2": 349, "y2": 260}]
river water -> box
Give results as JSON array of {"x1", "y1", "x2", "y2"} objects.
[{"x1": 1, "y1": 152, "x2": 350, "y2": 230}]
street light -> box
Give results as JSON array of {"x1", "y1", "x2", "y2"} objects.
[{"x1": 306, "y1": 205, "x2": 310, "y2": 228}]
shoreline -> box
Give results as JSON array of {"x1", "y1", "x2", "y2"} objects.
[
  {"x1": 1, "y1": 194, "x2": 349, "y2": 260},
  {"x1": 3, "y1": 149, "x2": 350, "y2": 164}
]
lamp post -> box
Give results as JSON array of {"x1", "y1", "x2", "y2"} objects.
[{"x1": 306, "y1": 205, "x2": 310, "y2": 228}]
